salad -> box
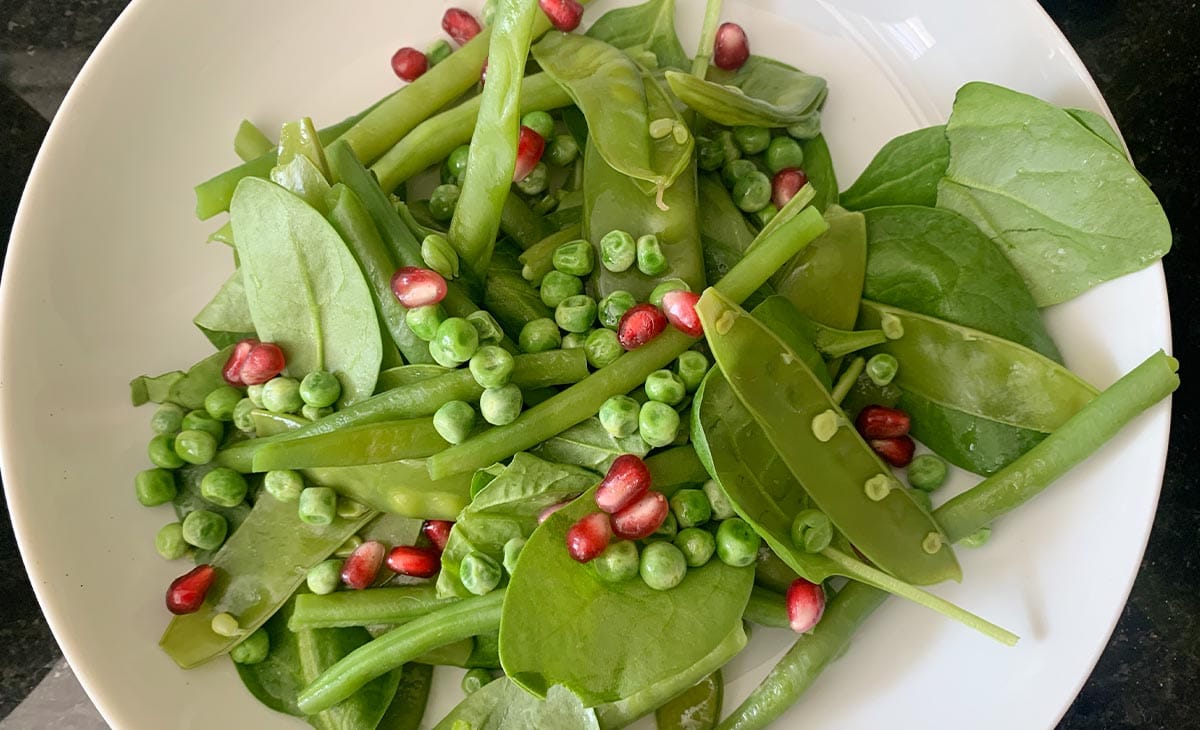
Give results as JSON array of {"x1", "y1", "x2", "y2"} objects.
[{"x1": 125, "y1": 0, "x2": 1179, "y2": 727}]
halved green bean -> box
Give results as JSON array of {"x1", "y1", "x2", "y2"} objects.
[
  {"x1": 251, "y1": 419, "x2": 448, "y2": 471},
  {"x1": 289, "y1": 587, "x2": 460, "y2": 631}
]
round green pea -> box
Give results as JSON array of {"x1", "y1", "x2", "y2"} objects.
[
  {"x1": 555, "y1": 295, "x2": 598, "y2": 334},
  {"x1": 232, "y1": 398, "x2": 257, "y2": 433},
  {"x1": 298, "y1": 371, "x2": 341, "y2": 409},
  {"x1": 585, "y1": 328, "x2": 623, "y2": 369},
  {"x1": 204, "y1": 385, "x2": 242, "y2": 422},
  {"x1": 434, "y1": 400, "x2": 476, "y2": 444},
  {"x1": 444, "y1": 145, "x2": 471, "y2": 185},
  {"x1": 135, "y1": 468, "x2": 177, "y2": 507},
  {"x1": 469, "y1": 345, "x2": 515, "y2": 389},
  {"x1": 521, "y1": 110, "x2": 555, "y2": 140},
  {"x1": 599, "y1": 395, "x2": 641, "y2": 438},
  {"x1": 640, "y1": 542, "x2": 687, "y2": 591},
  {"x1": 636, "y1": 234, "x2": 668, "y2": 276},
  {"x1": 714, "y1": 129, "x2": 741, "y2": 165},
  {"x1": 675, "y1": 351, "x2": 709, "y2": 392},
  {"x1": 147, "y1": 433, "x2": 185, "y2": 469},
  {"x1": 183, "y1": 410, "x2": 224, "y2": 441},
  {"x1": 435, "y1": 317, "x2": 481, "y2": 364},
  {"x1": 562, "y1": 332, "x2": 589, "y2": 350},
  {"x1": 765, "y1": 136, "x2": 805, "y2": 173},
  {"x1": 307, "y1": 560, "x2": 342, "y2": 595},
  {"x1": 645, "y1": 370, "x2": 686, "y2": 406},
  {"x1": 599, "y1": 230, "x2": 637, "y2": 273},
  {"x1": 696, "y1": 135, "x2": 725, "y2": 171},
  {"x1": 428, "y1": 334, "x2": 461, "y2": 369},
  {"x1": 791, "y1": 509, "x2": 833, "y2": 553},
  {"x1": 406, "y1": 304, "x2": 445, "y2": 341},
  {"x1": 598, "y1": 290, "x2": 637, "y2": 329},
  {"x1": 262, "y1": 377, "x2": 303, "y2": 414},
  {"x1": 462, "y1": 667, "x2": 494, "y2": 695},
  {"x1": 733, "y1": 125, "x2": 771, "y2": 155},
  {"x1": 552, "y1": 240, "x2": 595, "y2": 276},
  {"x1": 155, "y1": 522, "x2": 188, "y2": 560},
  {"x1": 181, "y1": 509, "x2": 228, "y2": 551},
  {"x1": 429, "y1": 184, "x2": 461, "y2": 222},
  {"x1": 480, "y1": 384, "x2": 523, "y2": 426},
  {"x1": 908, "y1": 454, "x2": 949, "y2": 492},
  {"x1": 200, "y1": 467, "x2": 248, "y2": 508},
  {"x1": 703, "y1": 479, "x2": 737, "y2": 521},
  {"x1": 502, "y1": 536, "x2": 526, "y2": 575},
  {"x1": 150, "y1": 403, "x2": 185, "y2": 434},
  {"x1": 733, "y1": 171, "x2": 772, "y2": 213},
  {"x1": 515, "y1": 161, "x2": 549, "y2": 195},
  {"x1": 466, "y1": 310, "x2": 503, "y2": 345},
  {"x1": 246, "y1": 384, "x2": 266, "y2": 408},
  {"x1": 302, "y1": 404, "x2": 333, "y2": 422},
  {"x1": 653, "y1": 511, "x2": 678, "y2": 540},
  {"x1": 866, "y1": 353, "x2": 899, "y2": 387},
  {"x1": 670, "y1": 489, "x2": 712, "y2": 528},
  {"x1": 593, "y1": 540, "x2": 640, "y2": 583},
  {"x1": 639, "y1": 401, "x2": 680, "y2": 448},
  {"x1": 230, "y1": 629, "x2": 269, "y2": 665},
  {"x1": 721, "y1": 158, "x2": 758, "y2": 188},
  {"x1": 674, "y1": 528, "x2": 716, "y2": 567},
  {"x1": 519, "y1": 318, "x2": 562, "y2": 353},
  {"x1": 264, "y1": 469, "x2": 305, "y2": 502},
  {"x1": 174, "y1": 429, "x2": 218, "y2": 465},
  {"x1": 426, "y1": 38, "x2": 453, "y2": 66},
  {"x1": 460, "y1": 551, "x2": 503, "y2": 596},
  {"x1": 539, "y1": 271, "x2": 584, "y2": 308},
  {"x1": 298, "y1": 487, "x2": 338, "y2": 526},
  {"x1": 649, "y1": 279, "x2": 689, "y2": 308},
  {"x1": 716, "y1": 518, "x2": 761, "y2": 567},
  {"x1": 546, "y1": 134, "x2": 579, "y2": 167}
]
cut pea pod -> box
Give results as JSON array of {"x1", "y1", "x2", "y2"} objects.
[
  {"x1": 757, "y1": 296, "x2": 885, "y2": 361},
  {"x1": 250, "y1": 418, "x2": 450, "y2": 471},
  {"x1": 771, "y1": 204, "x2": 867, "y2": 331},
  {"x1": 304, "y1": 459, "x2": 472, "y2": 522},
  {"x1": 664, "y1": 56, "x2": 827, "y2": 129},
  {"x1": 655, "y1": 670, "x2": 722, "y2": 730}
]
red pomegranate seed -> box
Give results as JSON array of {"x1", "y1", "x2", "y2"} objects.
[
  {"x1": 514, "y1": 126, "x2": 546, "y2": 182},
  {"x1": 539, "y1": 0, "x2": 585, "y2": 31},
  {"x1": 239, "y1": 342, "x2": 287, "y2": 386},
  {"x1": 538, "y1": 501, "x2": 570, "y2": 525},
  {"x1": 386, "y1": 545, "x2": 442, "y2": 578},
  {"x1": 566, "y1": 512, "x2": 612, "y2": 563},
  {"x1": 855, "y1": 405, "x2": 911, "y2": 439},
  {"x1": 166, "y1": 564, "x2": 215, "y2": 615},
  {"x1": 595, "y1": 454, "x2": 652, "y2": 514},
  {"x1": 422, "y1": 520, "x2": 454, "y2": 552},
  {"x1": 341, "y1": 540, "x2": 387, "y2": 590},
  {"x1": 786, "y1": 578, "x2": 826, "y2": 633},
  {"x1": 391, "y1": 47, "x2": 428, "y2": 82},
  {"x1": 611, "y1": 491, "x2": 669, "y2": 540},
  {"x1": 772, "y1": 168, "x2": 809, "y2": 208},
  {"x1": 660, "y1": 290, "x2": 703, "y2": 337},
  {"x1": 618, "y1": 304, "x2": 669, "y2": 350},
  {"x1": 870, "y1": 435, "x2": 916, "y2": 467},
  {"x1": 391, "y1": 266, "x2": 448, "y2": 308},
  {"x1": 222, "y1": 339, "x2": 257, "y2": 386},
  {"x1": 713, "y1": 22, "x2": 750, "y2": 71},
  {"x1": 443, "y1": 8, "x2": 482, "y2": 46}
]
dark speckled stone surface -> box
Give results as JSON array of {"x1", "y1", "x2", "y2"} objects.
[{"x1": 0, "y1": 0, "x2": 1196, "y2": 727}]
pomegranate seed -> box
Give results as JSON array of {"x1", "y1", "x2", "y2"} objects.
[
  {"x1": 341, "y1": 540, "x2": 387, "y2": 590},
  {"x1": 443, "y1": 8, "x2": 482, "y2": 46},
  {"x1": 566, "y1": 512, "x2": 612, "y2": 563},
  {"x1": 660, "y1": 290, "x2": 703, "y2": 337},
  {"x1": 391, "y1": 266, "x2": 448, "y2": 308},
  {"x1": 422, "y1": 520, "x2": 454, "y2": 552},
  {"x1": 166, "y1": 564, "x2": 215, "y2": 615},
  {"x1": 239, "y1": 342, "x2": 287, "y2": 386},
  {"x1": 713, "y1": 22, "x2": 750, "y2": 71},
  {"x1": 611, "y1": 491, "x2": 669, "y2": 540},
  {"x1": 222, "y1": 339, "x2": 257, "y2": 386},
  {"x1": 391, "y1": 47, "x2": 428, "y2": 82},
  {"x1": 870, "y1": 435, "x2": 916, "y2": 467},
  {"x1": 786, "y1": 578, "x2": 826, "y2": 633},
  {"x1": 618, "y1": 304, "x2": 668, "y2": 350},
  {"x1": 539, "y1": 0, "x2": 585, "y2": 31},
  {"x1": 595, "y1": 454, "x2": 652, "y2": 514},
  {"x1": 514, "y1": 126, "x2": 546, "y2": 182},
  {"x1": 772, "y1": 168, "x2": 808, "y2": 208},
  {"x1": 538, "y1": 501, "x2": 570, "y2": 524},
  {"x1": 385, "y1": 545, "x2": 442, "y2": 578},
  {"x1": 855, "y1": 405, "x2": 911, "y2": 439}
]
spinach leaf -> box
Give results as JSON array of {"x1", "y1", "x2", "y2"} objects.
[
  {"x1": 532, "y1": 417, "x2": 649, "y2": 473},
  {"x1": 839, "y1": 125, "x2": 948, "y2": 210},
  {"x1": 772, "y1": 205, "x2": 866, "y2": 331},
  {"x1": 193, "y1": 270, "x2": 256, "y2": 349},
  {"x1": 799, "y1": 133, "x2": 838, "y2": 212},
  {"x1": 697, "y1": 173, "x2": 758, "y2": 284},
  {"x1": 937, "y1": 81, "x2": 1171, "y2": 306},
  {"x1": 664, "y1": 56, "x2": 826, "y2": 128},
  {"x1": 432, "y1": 680, "x2": 598, "y2": 730},
  {"x1": 1066, "y1": 108, "x2": 1126, "y2": 157},
  {"x1": 375, "y1": 663, "x2": 432, "y2": 730},
  {"x1": 270, "y1": 154, "x2": 332, "y2": 214},
  {"x1": 499, "y1": 489, "x2": 753, "y2": 706},
  {"x1": 585, "y1": 0, "x2": 689, "y2": 72},
  {"x1": 230, "y1": 177, "x2": 383, "y2": 405},
  {"x1": 130, "y1": 345, "x2": 235, "y2": 409},
  {"x1": 436, "y1": 453, "x2": 597, "y2": 599},
  {"x1": 897, "y1": 390, "x2": 1046, "y2": 476}
]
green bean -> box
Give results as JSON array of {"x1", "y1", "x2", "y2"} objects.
[
  {"x1": 500, "y1": 191, "x2": 555, "y2": 250},
  {"x1": 289, "y1": 586, "x2": 460, "y2": 631},
  {"x1": 743, "y1": 585, "x2": 790, "y2": 628},
  {"x1": 519, "y1": 225, "x2": 585, "y2": 285},
  {"x1": 830, "y1": 357, "x2": 865, "y2": 405},
  {"x1": 297, "y1": 591, "x2": 505, "y2": 714}
]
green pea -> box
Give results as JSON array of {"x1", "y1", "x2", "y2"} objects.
[
  {"x1": 462, "y1": 668, "x2": 494, "y2": 695},
  {"x1": 150, "y1": 403, "x2": 186, "y2": 434},
  {"x1": 733, "y1": 125, "x2": 771, "y2": 155},
  {"x1": 421, "y1": 233, "x2": 460, "y2": 279},
  {"x1": 307, "y1": 560, "x2": 342, "y2": 595},
  {"x1": 436, "y1": 317, "x2": 481, "y2": 364},
  {"x1": 147, "y1": 433, "x2": 185, "y2": 469},
  {"x1": 246, "y1": 384, "x2": 266, "y2": 408},
  {"x1": 561, "y1": 332, "x2": 589, "y2": 350},
  {"x1": 555, "y1": 294, "x2": 598, "y2": 334},
  {"x1": 183, "y1": 410, "x2": 225, "y2": 441},
  {"x1": 502, "y1": 536, "x2": 526, "y2": 575},
  {"x1": 593, "y1": 540, "x2": 640, "y2": 583},
  {"x1": 465, "y1": 310, "x2": 503, "y2": 345},
  {"x1": 765, "y1": 136, "x2": 805, "y2": 173},
  {"x1": 295, "y1": 371, "x2": 340, "y2": 410},
  {"x1": 639, "y1": 401, "x2": 680, "y2": 448},
  {"x1": 203, "y1": 385, "x2": 241, "y2": 422},
  {"x1": 670, "y1": 489, "x2": 712, "y2": 528},
  {"x1": 155, "y1": 522, "x2": 188, "y2": 560},
  {"x1": 427, "y1": 337, "x2": 460, "y2": 369},
  {"x1": 232, "y1": 398, "x2": 257, "y2": 433},
  {"x1": 468, "y1": 345, "x2": 514, "y2": 389},
  {"x1": 636, "y1": 234, "x2": 668, "y2": 276},
  {"x1": 539, "y1": 270, "x2": 584, "y2": 308},
  {"x1": 721, "y1": 158, "x2": 758, "y2": 188},
  {"x1": 174, "y1": 429, "x2": 218, "y2": 465},
  {"x1": 426, "y1": 39, "x2": 453, "y2": 66},
  {"x1": 714, "y1": 129, "x2": 741, "y2": 166},
  {"x1": 480, "y1": 384, "x2": 523, "y2": 426},
  {"x1": 598, "y1": 290, "x2": 637, "y2": 329},
  {"x1": 599, "y1": 230, "x2": 637, "y2": 273},
  {"x1": 200, "y1": 467, "x2": 248, "y2": 508},
  {"x1": 702, "y1": 479, "x2": 737, "y2": 521},
  {"x1": 908, "y1": 454, "x2": 949, "y2": 492},
  {"x1": 790, "y1": 509, "x2": 833, "y2": 553},
  {"x1": 546, "y1": 134, "x2": 579, "y2": 167},
  {"x1": 520, "y1": 110, "x2": 555, "y2": 140},
  {"x1": 519, "y1": 318, "x2": 562, "y2": 353},
  {"x1": 302, "y1": 404, "x2": 333, "y2": 422},
  {"x1": 585, "y1": 328, "x2": 623, "y2": 369},
  {"x1": 640, "y1": 542, "x2": 687, "y2": 591},
  {"x1": 866, "y1": 353, "x2": 899, "y2": 387},
  {"x1": 653, "y1": 511, "x2": 678, "y2": 540},
  {"x1": 262, "y1": 471, "x2": 303, "y2": 504},
  {"x1": 181, "y1": 509, "x2": 228, "y2": 551},
  {"x1": 733, "y1": 171, "x2": 772, "y2": 213},
  {"x1": 337, "y1": 498, "x2": 370, "y2": 520},
  {"x1": 135, "y1": 468, "x2": 177, "y2": 507},
  {"x1": 429, "y1": 184, "x2": 461, "y2": 222},
  {"x1": 230, "y1": 629, "x2": 269, "y2": 665},
  {"x1": 211, "y1": 612, "x2": 241, "y2": 638},
  {"x1": 961, "y1": 526, "x2": 992, "y2": 548},
  {"x1": 752, "y1": 203, "x2": 779, "y2": 228},
  {"x1": 552, "y1": 240, "x2": 595, "y2": 277},
  {"x1": 406, "y1": 304, "x2": 445, "y2": 341},
  {"x1": 515, "y1": 161, "x2": 549, "y2": 196},
  {"x1": 262, "y1": 377, "x2": 303, "y2": 414},
  {"x1": 531, "y1": 190, "x2": 562, "y2": 215},
  {"x1": 444, "y1": 144, "x2": 471, "y2": 185},
  {"x1": 433, "y1": 400, "x2": 476, "y2": 444},
  {"x1": 648, "y1": 279, "x2": 689, "y2": 308},
  {"x1": 298, "y1": 487, "x2": 338, "y2": 526},
  {"x1": 696, "y1": 136, "x2": 725, "y2": 172},
  {"x1": 716, "y1": 518, "x2": 761, "y2": 567},
  {"x1": 599, "y1": 395, "x2": 640, "y2": 438},
  {"x1": 460, "y1": 551, "x2": 503, "y2": 596},
  {"x1": 675, "y1": 351, "x2": 709, "y2": 393},
  {"x1": 674, "y1": 528, "x2": 716, "y2": 567},
  {"x1": 645, "y1": 370, "x2": 686, "y2": 406}
]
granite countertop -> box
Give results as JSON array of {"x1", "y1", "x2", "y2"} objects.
[{"x1": 0, "y1": 1, "x2": 1196, "y2": 727}]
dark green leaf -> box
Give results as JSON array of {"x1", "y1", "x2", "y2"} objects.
[
  {"x1": 840, "y1": 125, "x2": 948, "y2": 210},
  {"x1": 799, "y1": 133, "x2": 838, "y2": 212},
  {"x1": 585, "y1": 0, "x2": 689, "y2": 71},
  {"x1": 899, "y1": 390, "x2": 1045, "y2": 476},
  {"x1": 697, "y1": 173, "x2": 758, "y2": 285},
  {"x1": 375, "y1": 663, "x2": 433, "y2": 730}
]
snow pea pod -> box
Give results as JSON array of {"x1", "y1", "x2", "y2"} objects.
[
  {"x1": 757, "y1": 295, "x2": 884, "y2": 361},
  {"x1": 251, "y1": 418, "x2": 449, "y2": 471},
  {"x1": 771, "y1": 205, "x2": 866, "y2": 330},
  {"x1": 664, "y1": 56, "x2": 826, "y2": 128},
  {"x1": 376, "y1": 364, "x2": 452, "y2": 392},
  {"x1": 304, "y1": 459, "x2": 472, "y2": 521},
  {"x1": 750, "y1": 296, "x2": 831, "y2": 389},
  {"x1": 654, "y1": 670, "x2": 722, "y2": 730}
]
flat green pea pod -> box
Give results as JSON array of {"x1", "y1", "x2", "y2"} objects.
[
  {"x1": 771, "y1": 205, "x2": 867, "y2": 330},
  {"x1": 655, "y1": 670, "x2": 722, "y2": 730},
  {"x1": 756, "y1": 296, "x2": 884, "y2": 363},
  {"x1": 250, "y1": 418, "x2": 449, "y2": 471},
  {"x1": 584, "y1": 0, "x2": 690, "y2": 72},
  {"x1": 664, "y1": 56, "x2": 826, "y2": 129},
  {"x1": 304, "y1": 459, "x2": 472, "y2": 521}
]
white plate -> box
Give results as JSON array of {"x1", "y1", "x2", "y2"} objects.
[{"x1": 0, "y1": 1, "x2": 1173, "y2": 728}]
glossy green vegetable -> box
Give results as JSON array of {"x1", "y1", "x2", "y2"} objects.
[
  {"x1": 376, "y1": 663, "x2": 434, "y2": 730},
  {"x1": 233, "y1": 119, "x2": 273, "y2": 162},
  {"x1": 655, "y1": 670, "x2": 722, "y2": 730},
  {"x1": 840, "y1": 125, "x2": 948, "y2": 210},
  {"x1": 772, "y1": 205, "x2": 866, "y2": 330},
  {"x1": 585, "y1": 0, "x2": 689, "y2": 71},
  {"x1": 665, "y1": 57, "x2": 826, "y2": 129},
  {"x1": 304, "y1": 459, "x2": 472, "y2": 521},
  {"x1": 433, "y1": 679, "x2": 599, "y2": 730},
  {"x1": 532, "y1": 417, "x2": 649, "y2": 473},
  {"x1": 797, "y1": 134, "x2": 838, "y2": 212},
  {"x1": 131, "y1": 346, "x2": 235, "y2": 410},
  {"x1": 193, "y1": 271, "x2": 256, "y2": 349},
  {"x1": 250, "y1": 418, "x2": 448, "y2": 471},
  {"x1": 696, "y1": 174, "x2": 758, "y2": 285}
]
